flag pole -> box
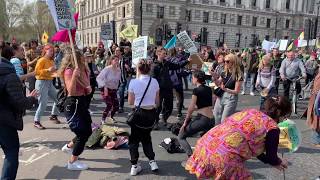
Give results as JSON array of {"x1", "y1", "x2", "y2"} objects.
[{"x1": 68, "y1": 29, "x2": 78, "y2": 68}]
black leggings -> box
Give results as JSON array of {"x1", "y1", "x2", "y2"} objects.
[
  {"x1": 129, "y1": 109, "x2": 157, "y2": 165},
  {"x1": 64, "y1": 96, "x2": 92, "y2": 156},
  {"x1": 178, "y1": 114, "x2": 215, "y2": 156}
]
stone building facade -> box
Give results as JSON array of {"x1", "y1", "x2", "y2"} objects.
[{"x1": 76, "y1": 0, "x2": 319, "y2": 48}]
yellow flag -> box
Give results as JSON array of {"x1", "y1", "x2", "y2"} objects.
[
  {"x1": 298, "y1": 31, "x2": 304, "y2": 40},
  {"x1": 149, "y1": 37, "x2": 155, "y2": 45},
  {"x1": 316, "y1": 39, "x2": 320, "y2": 49},
  {"x1": 41, "y1": 31, "x2": 49, "y2": 45},
  {"x1": 119, "y1": 25, "x2": 138, "y2": 41},
  {"x1": 287, "y1": 42, "x2": 293, "y2": 51}
]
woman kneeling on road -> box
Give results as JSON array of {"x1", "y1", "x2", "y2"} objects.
[
  {"x1": 58, "y1": 48, "x2": 92, "y2": 171},
  {"x1": 127, "y1": 59, "x2": 160, "y2": 176},
  {"x1": 178, "y1": 70, "x2": 215, "y2": 158},
  {"x1": 185, "y1": 96, "x2": 291, "y2": 179}
]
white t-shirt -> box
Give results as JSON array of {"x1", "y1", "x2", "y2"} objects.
[{"x1": 128, "y1": 75, "x2": 159, "y2": 107}]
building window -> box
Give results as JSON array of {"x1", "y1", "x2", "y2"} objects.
[
  {"x1": 186, "y1": 10, "x2": 191, "y2": 21},
  {"x1": 236, "y1": 0, "x2": 241, "y2": 5},
  {"x1": 266, "y1": 18, "x2": 271, "y2": 28},
  {"x1": 221, "y1": 13, "x2": 226, "y2": 24},
  {"x1": 91, "y1": 33, "x2": 93, "y2": 44},
  {"x1": 266, "y1": 0, "x2": 270, "y2": 9},
  {"x1": 286, "y1": 0, "x2": 290, "y2": 9},
  {"x1": 157, "y1": 6, "x2": 164, "y2": 18},
  {"x1": 95, "y1": 17, "x2": 97, "y2": 26},
  {"x1": 108, "y1": 0, "x2": 110, "y2": 6},
  {"x1": 96, "y1": 0, "x2": 98, "y2": 10},
  {"x1": 122, "y1": 6, "x2": 125, "y2": 18},
  {"x1": 251, "y1": 0, "x2": 256, "y2": 7},
  {"x1": 87, "y1": 33, "x2": 89, "y2": 44},
  {"x1": 220, "y1": 0, "x2": 225, "y2": 3},
  {"x1": 146, "y1": 3, "x2": 153, "y2": 13},
  {"x1": 236, "y1": 33, "x2": 241, "y2": 47},
  {"x1": 203, "y1": 12, "x2": 209, "y2": 23},
  {"x1": 195, "y1": 10, "x2": 201, "y2": 19},
  {"x1": 127, "y1": 4, "x2": 131, "y2": 14},
  {"x1": 169, "y1": 6, "x2": 175, "y2": 16},
  {"x1": 200, "y1": 27, "x2": 208, "y2": 45},
  {"x1": 107, "y1": 14, "x2": 109, "y2": 22},
  {"x1": 102, "y1": 16, "x2": 104, "y2": 23},
  {"x1": 219, "y1": 32, "x2": 225, "y2": 46},
  {"x1": 285, "y1": 19, "x2": 290, "y2": 28},
  {"x1": 265, "y1": 35, "x2": 270, "y2": 40},
  {"x1": 95, "y1": 33, "x2": 97, "y2": 44},
  {"x1": 252, "y1": 17, "x2": 257, "y2": 26},
  {"x1": 202, "y1": 0, "x2": 209, "y2": 4},
  {"x1": 118, "y1": 7, "x2": 121, "y2": 17},
  {"x1": 91, "y1": 19, "x2": 93, "y2": 27},
  {"x1": 237, "y1": 15, "x2": 242, "y2": 25}
]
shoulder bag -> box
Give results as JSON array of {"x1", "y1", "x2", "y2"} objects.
[{"x1": 126, "y1": 77, "x2": 152, "y2": 126}]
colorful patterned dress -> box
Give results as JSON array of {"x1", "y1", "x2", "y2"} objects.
[{"x1": 185, "y1": 109, "x2": 278, "y2": 180}]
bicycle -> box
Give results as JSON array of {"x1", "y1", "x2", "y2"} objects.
[{"x1": 288, "y1": 76, "x2": 303, "y2": 114}]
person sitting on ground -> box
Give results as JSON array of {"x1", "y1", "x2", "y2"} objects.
[{"x1": 178, "y1": 70, "x2": 214, "y2": 159}]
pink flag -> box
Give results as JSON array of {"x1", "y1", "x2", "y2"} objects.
[{"x1": 51, "y1": 13, "x2": 79, "y2": 43}]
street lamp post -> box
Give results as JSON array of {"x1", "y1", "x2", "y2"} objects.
[
  {"x1": 80, "y1": 1, "x2": 85, "y2": 46},
  {"x1": 314, "y1": 2, "x2": 320, "y2": 39},
  {"x1": 274, "y1": 11, "x2": 279, "y2": 40},
  {"x1": 140, "y1": 0, "x2": 143, "y2": 36}
]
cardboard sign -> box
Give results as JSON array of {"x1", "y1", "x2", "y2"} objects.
[
  {"x1": 279, "y1": 40, "x2": 289, "y2": 51},
  {"x1": 47, "y1": 0, "x2": 76, "y2": 31},
  {"x1": 188, "y1": 54, "x2": 203, "y2": 70},
  {"x1": 100, "y1": 23, "x2": 113, "y2": 40},
  {"x1": 132, "y1": 36, "x2": 148, "y2": 67},
  {"x1": 177, "y1": 31, "x2": 197, "y2": 54}
]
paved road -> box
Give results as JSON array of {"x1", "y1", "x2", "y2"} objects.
[{"x1": 1, "y1": 89, "x2": 319, "y2": 180}]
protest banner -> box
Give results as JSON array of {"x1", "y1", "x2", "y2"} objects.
[
  {"x1": 262, "y1": 40, "x2": 276, "y2": 52},
  {"x1": 132, "y1": 36, "x2": 148, "y2": 67},
  {"x1": 47, "y1": 0, "x2": 76, "y2": 31},
  {"x1": 100, "y1": 23, "x2": 113, "y2": 41},
  {"x1": 46, "y1": 0, "x2": 77, "y2": 67},
  {"x1": 177, "y1": 31, "x2": 197, "y2": 54},
  {"x1": 279, "y1": 40, "x2": 289, "y2": 51}
]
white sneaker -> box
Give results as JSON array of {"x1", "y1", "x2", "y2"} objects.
[
  {"x1": 250, "y1": 92, "x2": 255, "y2": 96},
  {"x1": 149, "y1": 160, "x2": 159, "y2": 171},
  {"x1": 241, "y1": 91, "x2": 245, "y2": 95},
  {"x1": 67, "y1": 160, "x2": 89, "y2": 170},
  {"x1": 130, "y1": 164, "x2": 142, "y2": 176},
  {"x1": 61, "y1": 144, "x2": 72, "y2": 154}
]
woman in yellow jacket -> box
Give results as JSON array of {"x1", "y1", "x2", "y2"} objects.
[{"x1": 34, "y1": 44, "x2": 60, "y2": 129}]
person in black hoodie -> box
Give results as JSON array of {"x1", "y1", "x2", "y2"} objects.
[
  {"x1": 0, "y1": 45, "x2": 38, "y2": 180},
  {"x1": 151, "y1": 47, "x2": 189, "y2": 129}
]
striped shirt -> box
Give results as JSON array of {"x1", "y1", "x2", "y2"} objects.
[{"x1": 256, "y1": 67, "x2": 276, "y2": 89}]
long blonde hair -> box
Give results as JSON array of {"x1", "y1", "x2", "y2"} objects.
[
  {"x1": 258, "y1": 55, "x2": 271, "y2": 70},
  {"x1": 58, "y1": 47, "x2": 88, "y2": 78},
  {"x1": 224, "y1": 54, "x2": 243, "y2": 80}
]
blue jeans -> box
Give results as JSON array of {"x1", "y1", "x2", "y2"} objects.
[
  {"x1": 118, "y1": 81, "x2": 127, "y2": 109},
  {"x1": 260, "y1": 87, "x2": 277, "y2": 110},
  {"x1": 311, "y1": 130, "x2": 320, "y2": 145},
  {"x1": 242, "y1": 72, "x2": 256, "y2": 93},
  {"x1": 0, "y1": 126, "x2": 19, "y2": 180},
  {"x1": 34, "y1": 80, "x2": 59, "y2": 122},
  {"x1": 213, "y1": 92, "x2": 238, "y2": 125}
]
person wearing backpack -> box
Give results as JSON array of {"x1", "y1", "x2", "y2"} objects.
[
  {"x1": 127, "y1": 59, "x2": 160, "y2": 176},
  {"x1": 255, "y1": 55, "x2": 276, "y2": 110},
  {"x1": 58, "y1": 48, "x2": 93, "y2": 171}
]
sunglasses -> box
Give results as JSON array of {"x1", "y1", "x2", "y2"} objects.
[{"x1": 224, "y1": 60, "x2": 231, "y2": 64}]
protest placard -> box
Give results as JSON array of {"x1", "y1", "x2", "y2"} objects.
[
  {"x1": 177, "y1": 31, "x2": 198, "y2": 54},
  {"x1": 279, "y1": 40, "x2": 289, "y2": 51},
  {"x1": 188, "y1": 54, "x2": 203, "y2": 70},
  {"x1": 132, "y1": 36, "x2": 148, "y2": 67},
  {"x1": 46, "y1": 0, "x2": 76, "y2": 31},
  {"x1": 100, "y1": 23, "x2": 113, "y2": 40}
]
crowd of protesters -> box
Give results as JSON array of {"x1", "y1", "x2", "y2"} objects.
[{"x1": 1, "y1": 37, "x2": 320, "y2": 179}]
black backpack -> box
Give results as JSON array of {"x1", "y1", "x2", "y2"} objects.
[{"x1": 159, "y1": 137, "x2": 185, "y2": 154}]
